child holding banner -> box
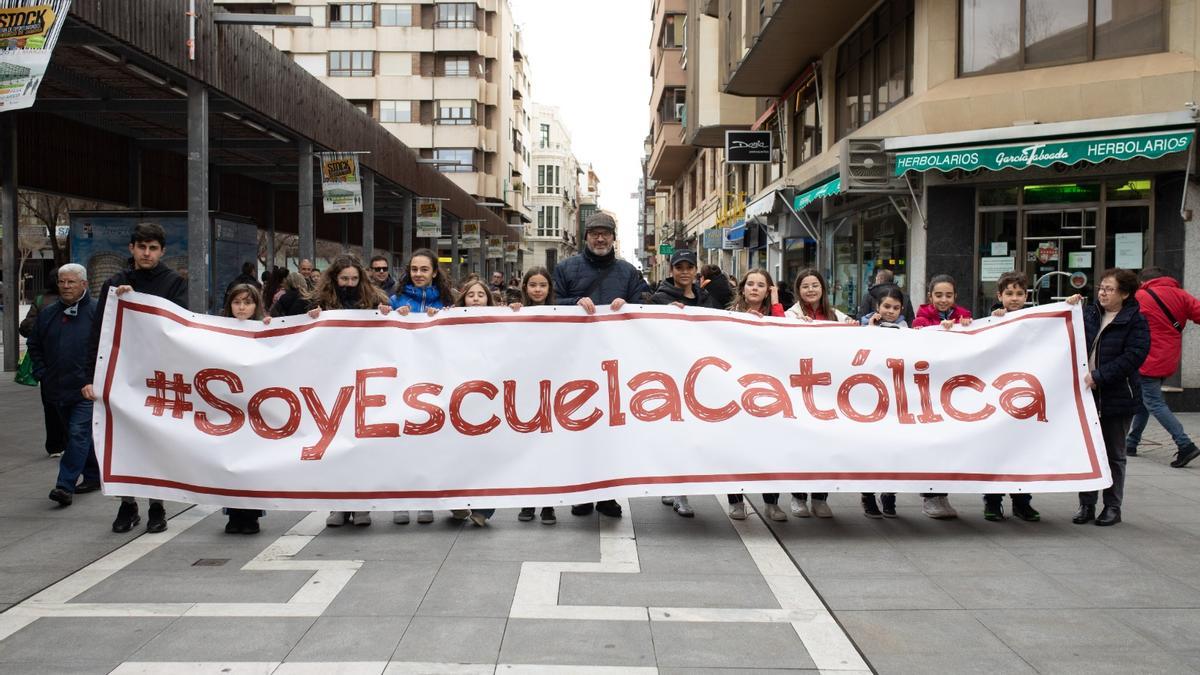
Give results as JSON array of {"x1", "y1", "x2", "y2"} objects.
[
  {"x1": 221, "y1": 284, "x2": 272, "y2": 534},
  {"x1": 451, "y1": 280, "x2": 500, "y2": 527},
  {"x1": 785, "y1": 269, "x2": 854, "y2": 519},
  {"x1": 389, "y1": 248, "x2": 452, "y2": 315},
  {"x1": 510, "y1": 267, "x2": 559, "y2": 525},
  {"x1": 726, "y1": 269, "x2": 788, "y2": 522},
  {"x1": 858, "y1": 287, "x2": 906, "y2": 519}
]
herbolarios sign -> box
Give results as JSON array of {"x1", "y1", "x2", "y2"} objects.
[{"x1": 93, "y1": 292, "x2": 1109, "y2": 511}]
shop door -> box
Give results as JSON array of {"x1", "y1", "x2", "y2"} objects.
[{"x1": 1024, "y1": 209, "x2": 1097, "y2": 306}]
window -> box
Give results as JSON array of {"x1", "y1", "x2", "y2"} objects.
[
  {"x1": 659, "y1": 87, "x2": 686, "y2": 123},
  {"x1": 328, "y1": 51, "x2": 374, "y2": 77},
  {"x1": 437, "y1": 100, "x2": 475, "y2": 125},
  {"x1": 350, "y1": 100, "x2": 371, "y2": 115},
  {"x1": 791, "y1": 80, "x2": 822, "y2": 168},
  {"x1": 434, "y1": 148, "x2": 474, "y2": 173},
  {"x1": 960, "y1": 0, "x2": 1165, "y2": 76},
  {"x1": 537, "y1": 206, "x2": 560, "y2": 237},
  {"x1": 539, "y1": 123, "x2": 550, "y2": 148},
  {"x1": 380, "y1": 100, "x2": 412, "y2": 123},
  {"x1": 537, "y1": 164, "x2": 560, "y2": 194},
  {"x1": 436, "y1": 3, "x2": 476, "y2": 28},
  {"x1": 661, "y1": 13, "x2": 685, "y2": 48},
  {"x1": 835, "y1": 0, "x2": 913, "y2": 139},
  {"x1": 379, "y1": 4, "x2": 413, "y2": 26},
  {"x1": 294, "y1": 5, "x2": 325, "y2": 27},
  {"x1": 442, "y1": 56, "x2": 470, "y2": 77},
  {"x1": 329, "y1": 4, "x2": 372, "y2": 28}
]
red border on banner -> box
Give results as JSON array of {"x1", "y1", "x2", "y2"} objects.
[{"x1": 99, "y1": 300, "x2": 1102, "y2": 497}]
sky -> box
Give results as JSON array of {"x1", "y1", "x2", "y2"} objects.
[{"x1": 509, "y1": 0, "x2": 652, "y2": 263}]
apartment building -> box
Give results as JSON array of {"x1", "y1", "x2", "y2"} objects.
[
  {"x1": 216, "y1": 0, "x2": 534, "y2": 257},
  {"x1": 528, "y1": 103, "x2": 581, "y2": 270},
  {"x1": 701, "y1": 0, "x2": 1200, "y2": 400}
]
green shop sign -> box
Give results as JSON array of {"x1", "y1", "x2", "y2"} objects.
[
  {"x1": 658, "y1": 243, "x2": 674, "y2": 255},
  {"x1": 894, "y1": 130, "x2": 1193, "y2": 176},
  {"x1": 793, "y1": 177, "x2": 842, "y2": 210}
]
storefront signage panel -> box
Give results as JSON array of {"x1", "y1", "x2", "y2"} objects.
[
  {"x1": 894, "y1": 131, "x2": 1194, "y2": 176},
  {"x1": 793, "y1": 177, "x2": 843, "y2": 210}
]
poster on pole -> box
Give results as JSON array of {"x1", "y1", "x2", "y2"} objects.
[
  {"x1": 318, "y1": 152, "x2": 363, "y2": 213},
  {"x1": 504, "y1": 242, "x2": 518, "y2": 263},
  {"x1": 416, "y1": 199, "x2": 443, "y2": 238},
  {"x1": 0, "y1": 1, "x2": 71, "y2": 111},
  {"x1": 486, "y1": 236, "x2": 504, "y2": 259},
  {"x1": 461, "y1": 220, "x2": 482, "y2": 249}
]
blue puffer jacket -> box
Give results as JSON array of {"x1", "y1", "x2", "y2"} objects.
[
  {"x1": 552, "y1": 248, "x2": 651, "y2": 306},
  {"x1": 1083, "y1": 297, "x2": 1150, "y2": 418},
  {"x1": 389, "y1": 284, "x2": 446, "y2": 312},
  {"x1": 27, "y1": 294, "x2": 97, "y2": 405}
]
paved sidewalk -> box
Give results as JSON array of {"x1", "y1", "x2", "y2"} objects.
[{"x1": 1, "y1": 377, "x2": 1200, "y2": 673}]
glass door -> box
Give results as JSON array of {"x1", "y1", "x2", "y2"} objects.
[{"x1": 1023, "y1": 208, "x2": 1097, "y2": 306}]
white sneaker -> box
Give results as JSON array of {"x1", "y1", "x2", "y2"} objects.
[
  {"x1": 416, "y1": 510, "x2": 434, "y2": 524},
  {"x1": 468, "y1": 511, "x2": 489, "y2": 527},
  {"x1": 765, "y1": 503, "x2": 787, "y2": 521},
  {"x1": 450, "y1": 509, "x2": 471, "y2": 520},
  {"x1": 790, "y1": 496, "x2": 811, "y2": 517},
  {"x1": 352, "y1": 511, "x2": 371, "y2": 526},
  {"x1": 325, "y1": 511, "x2": 346, "y2": 527},
  {"x1": 811, "y1": 499, "x2": 833, "y2": 518},
  {"x1": 938, "y1": 496, "x2": 958, "y2": 519},
  {"x1": 673, "y1": 496, "x2": 694, "y2": 518},
  {"x1": 661, "y1": 495, "x2": 675, "y2": 505},
  {"x1": 729, "y1": 502, "x2": 747, "y2": 520},
  {"x1": 392, "y1": 511, "x2": 410, "y2": 524},
  {"x1": 923, "y1": 496, "x2": 958, "y2": 519}
]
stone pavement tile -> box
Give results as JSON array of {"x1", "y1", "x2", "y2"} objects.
[
  {"x1": 973, "y1": 608, "x2": 1161, "y2": 653},
  {"x1": 559, "y1": 571, "x2": 779, "y2": 609},
  {"x1": 1138, "y1": 505, "x2": 1200, "y2": 524},
  {"x1": 898, "y1": 544, "x2": 1038, "y2": 576},
  {"x1": 0, "y1": 566, "x2": 74, "y2": 603},
  {"x1": 631, "y1": 521, "x2": 747, "y2": 549},
  {"x1": 787, "y1": 545, "x2": 923, "y2": 578},
  {"x1": 0, "y1": 617, "x2": 174, "y2": 664},
  {"x1": 1129, "y1": 544, "x2": 1200, "y2": 577},
  {"x1": 658, "y1": 669, "x2": 815, "y2": 674},
  {"x1": 0, "y1": 662, "x2": 123, "y2": 675},
  {"x1": 445, "y1": 520, "x2": 600, "y2": 562},
  {"x1": 323, "y1": 561, "x2": 439, "y2": 617},
  {"x1": 392, "y1": 616, "x2": 506, "y2": 664},
  {"x1": 834, "y1": 609, "x2": 1019, "y2": 658},
  {"x1": 808, "y1": 575, "x2": 961, "y2": 611},
  {"x1": 165, "y1": 510, "x2": 310, "y2": 544},
  {"x1": 284, "y1": 615, "x2": 409, "y2": 662},
  {"x1": 1118, "y1": 480, "x2": 1198, "y2": 507},
  {"x1": 1127, "y1": 473, "x2": 1200, "y2": 497},
  {"x1": 628, "y1": 495, "x2": 730, "y2": 523},
  {"x1": 928, "y1": 573, "x2": 1092, "y2": 609},
  {"x1": 977, "y1": 517, "x2": 1096, "y2": 549},
  {"x1": 498, "y1": 618, "x2": 655, "y2": 667},
  {"x1": 126, "y1": 539, "x2": 283, "y2": 572},
  {"x1": 0, "y1": 515, "x2": 57, "y2": 546},
  {"x1": 636, "y1": 543, "x2": 760, "y2": 576},
  {"x1": 415, "y1": 559, "x2": 521, "y2": 618},
  {"x1": 1049, "y1": 571, "x2": 1200, "y2": 608},
  {"x1": 650, "y1": 621, "x2": 814, "y2": 669},
  {"x1": 73, "y1": 567, "x2": 313, "y2": 604},
  {"x1": 859, "y1": 652, "x2": 1036, "y2": 674},
  {"x1": 1106, "y1": 608, "x2": 1200, "y2": 651},
  {"x1": 295, "y1": 519, "x2": 460, "y2": 562},
  {"x1": 1014, "y1": 541, "x2": 1144, "y2": 574},
  {"x1": 1016, "y1": 649, "x2": 1195, "y2": 674},
  {"x1": 131, "y1": 617, "x2": 316, "y2": 661}
]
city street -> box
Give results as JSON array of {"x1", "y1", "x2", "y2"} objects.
[{"x1": 2, "y1": 378, "x2": 1200, "y2": 674}]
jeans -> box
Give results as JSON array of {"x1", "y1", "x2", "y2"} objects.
[
  {"x1": 472, "y1": 509, "x2": 496, "y2": 518},
  {"x1": 1080, "y1": 415, "x2": 1130, "y2": 509},
  {"x1": 728, "y1": 493, "x2": 779, "y2": 504},
  {"x1": 54, "y1": 400, "x2": 99, "y2": 492},
  {"x1": 41, "y1": 387, "x2": 65, "y2": 455},
  {"x1": 1127, "y1": 377, "x2": 1193, "y2": 450}
]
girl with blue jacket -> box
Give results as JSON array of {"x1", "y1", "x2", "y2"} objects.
[{"x1": 389, "y1": 248, "x2": 453, "y2": 315}]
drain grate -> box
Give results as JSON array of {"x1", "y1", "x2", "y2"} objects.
[{"x1": 192, "y1": 558, "x2": 229, "y2": 567}]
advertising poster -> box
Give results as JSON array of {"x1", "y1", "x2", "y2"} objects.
[
  {"x1": 504, "y1": 242, "x2": 518, "y2": 263},
  {"x1": 0, "y1": 1, "x2": 71, "y2": 111},
  {"x1": 461, "y1": 220, "x2": 482, "y2": 249},
  {"x1": 318, "y1": 153, "x2": 363, "y2": 213},
  {"x1": 416, "y1": 199, "x2": 443, "y2": 238},
  {"x1": 70, "y1": 212, "x2": 188, "y2": 299},
  {"x1": 486, "y1": 237, "x2": 503, "y2": 259},
  {"x1": 212, "y1": 218, "x2": 259, "y2": 312}
]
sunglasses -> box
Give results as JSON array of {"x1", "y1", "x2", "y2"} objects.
[{"x1": 371, "y1": 267, "x2": 388, "y2": 272}]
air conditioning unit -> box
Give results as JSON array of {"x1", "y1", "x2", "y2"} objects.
[
  {"x1": 674, "y1": 102, "x2": 686, "y2": 121},
  {"x1": 840, "y1": 137, "x2": 905, "y2": 192}
]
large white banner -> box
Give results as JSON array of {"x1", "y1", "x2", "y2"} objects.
[{"x1": 93, "y1": 292, "x2": 1109, "y2": 511}]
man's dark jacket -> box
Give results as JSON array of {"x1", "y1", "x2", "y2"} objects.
[
  {"x1": 28, "y1": 294, "x2": 97, "y2": 405},
  {"x1": 87, "y1": 263, "x2": 188, "y2": 384},
  {"x1": 552, "y1": 248, "x2": 650, "y2": 305}
]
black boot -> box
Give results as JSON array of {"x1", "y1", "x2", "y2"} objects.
[
  {"x1": 518, "y1": 507, "x2": 536, "y2": 522},
  {"x1": 1011, "y1": 497, "x2": 1040, "y2": 522},
  {"x1": 146, "y1": 502, "x2": 167, "y2": 533},
  {"x1": 224, "y1": 511, "x2": 243, "y2": 534},
  {"x1": 570, "y1": 503, "x2": 594, "y2": 516},
  {"x1": 1171, "y1": 443, "x2": 1200, "y2": 468},
  {"x1": 1072, "y1": 504, "x2": 1096, "y2": 524},
  {"x1": 595, "y1": 499, "x2": 623, "y2": 518},
  {"x1": 112, "y1": 501, "x2": 140, "y2": 533},
  {"x1": 241, "y1": 513, "x2": 260, "y2": 534},
  {"x1": 983, "y1": 496, "x2": 1005, "y2": 522},
  {"x1": 540, "y1": 506, "x2": 556, "y2": 524},
  {"x1": 861, "y1": 493, "x2": 882, "y2": 519},
  {"x1": 880, "y1": 493, "x2": 897, "y2": 518},
  {"x1": 1095, "y1": 505, "x2": 1122, "y2": 526}
]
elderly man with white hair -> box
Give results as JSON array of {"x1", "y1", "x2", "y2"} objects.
[{"x1": 27, "y1": 263, "x2": 102, "y2": 506}]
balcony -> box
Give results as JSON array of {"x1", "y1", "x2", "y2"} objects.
[
  {"x1": 723, "y1": 0, "x2": 876, "y2": 96},
  {"x1": 648, "y1": 121, "x2": 693, "y2": 182}
]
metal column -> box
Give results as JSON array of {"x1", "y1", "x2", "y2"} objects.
[
  {"x1": 298, "y1": 139, "x2": 314, "y2": 264},
  {"x1": 362, "y1": 168, "x2": 374, "y2": 259},
  {"x1": 266, "y1": 188, "x2": 276, "y2": 272},
  {"x1": 128, "y1": 143, "x2": 142, "y2": 208},
  {"x1": 186, "y1": 79, "x2": 210, "y2": 313},
  {"x1": 450, "y1": 217, "x2": 460, "y2": 283},
  {"x1": 402, "y1": 195, "x2": 413, "y2": 265},
  {"x1": 1, "y1": 115, "x2": 17, "y2": 371}
]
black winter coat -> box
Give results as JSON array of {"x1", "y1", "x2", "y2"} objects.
[
  {"x1": 552, "y1": 248, "x2": 650, "y2": 305},
  {"x1": 649, "y1": 280, "x2": 718, "y2": 308},
  {"x1": 1083, "y1": 297, "x2": 1150, "y2": 418},
  {"x1": 87, "y1": 263, "x2": 188, "y2": 383},
  {"x1": 270, "y1": 288, "x2": 311, "y2": 317},
  {"x1": 702, "y1": 271, "x2": 734, "y2": 310},
  {"x1": 28, "y1": 294, "x2": 97, "y2": 405},
  {"x1": 856, "y1": 282, "x2": 915, "y2": 325}
]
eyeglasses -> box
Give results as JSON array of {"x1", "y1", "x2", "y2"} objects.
[
  {"x1": 371, "y1": 267, "x2": 388, "y2": 272},
  {"x1": 1098, "y1": 285, "x2": 1118, "y2": 294}
]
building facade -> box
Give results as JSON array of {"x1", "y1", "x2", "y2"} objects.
[{"x1": 527, "y1": 103, "x2": 581, "y2": 270}]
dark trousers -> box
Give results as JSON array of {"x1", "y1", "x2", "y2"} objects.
[
  {"x1": 1080, "y1": 415, "x2": 1130, "y2": 509},
  {"x1": 41, "y1": 387, "x2": 65, "y2": 455},
  {"x1": 984, "y1": 494, "x2": 1033, "y2": 504},
  {"x1": 792, "y1": 492, "x2": 828, "y2": 500},
  {"x1": 53, "y1": 400, "x2": 99, "y2": 492},
  {"x1": 728, "y1": 493, "x2": 778, "y2": 504}
]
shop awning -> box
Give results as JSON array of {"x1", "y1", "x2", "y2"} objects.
[
  {"x1": 893, "y1": 129, "x2": 1194, "y2": 177},
  {"x1": 744, "y1": 190, "x2": 781, "y2": 219},
  {"x1": 793, "y1": 177, "x2": 842, "y2": 210}
]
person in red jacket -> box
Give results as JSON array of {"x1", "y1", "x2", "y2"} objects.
[{"x1": 1126, "y1": 267, "x2": 1200, "y2": 468}]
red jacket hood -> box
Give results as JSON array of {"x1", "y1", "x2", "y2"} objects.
[{"x1": 1135, "y1": 276, "x2": 1200, "y2": 378}]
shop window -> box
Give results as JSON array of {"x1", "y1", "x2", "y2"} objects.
[
  {"x1": 1105, "y1": 206, "x2": 1150, "y2": 270},
  {"x1": 976, "y1": 211, "x2": 1019, "y2": 313},
  {"x1": 1023, "y1": 182, "x2": 1101, "y2": 205},
  {"x1": 860, "y1": 205, "x2": 908, "y2": 313},
  {"x1": 960, "y1": 0, "x2": 1165, "y2": 76},
  {"x1": 1106, "y1": 178, "x2": 1153, "y2": 201},
  {"x1": 835, "y1": 0, "x2": 913, "y2": 139}
]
